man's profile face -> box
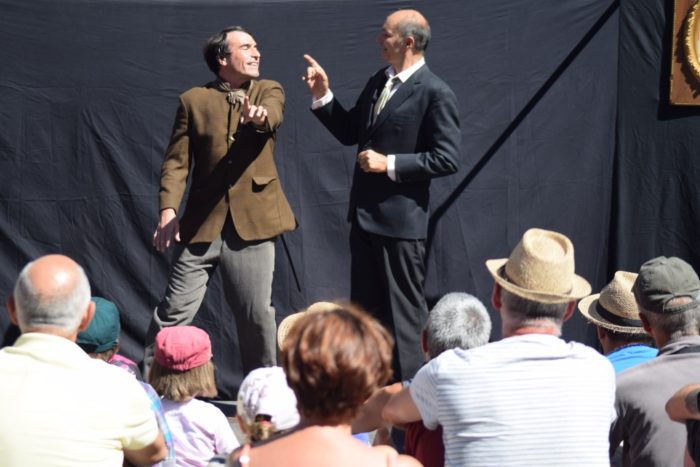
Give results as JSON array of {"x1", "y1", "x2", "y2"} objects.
[
  {"x1": 220, "y1": 31, "x2": 260, "y2": 82},
  {"x1": 377, "y1": 13, "x2": 406, "y2": 68}
]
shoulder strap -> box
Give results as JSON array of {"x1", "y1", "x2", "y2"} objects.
[{"x1": 231, "y1": 444, "x2": 252, "y2": 467}]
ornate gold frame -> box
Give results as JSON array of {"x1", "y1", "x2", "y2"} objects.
[
  {"x1": 685, "y1": 0, "x2": 700, "y2": 82},
  {"x1": 670, "y1": 0, "x2": 700, "y2": 104}
]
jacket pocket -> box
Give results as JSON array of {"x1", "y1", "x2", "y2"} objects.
[{"x1": 252, "y1": 175, "x2": 277, "y2": 193}]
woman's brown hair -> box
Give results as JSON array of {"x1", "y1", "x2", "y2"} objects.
[{"x1": 281, "y1": 305, "x2": 393, "y2": 425}]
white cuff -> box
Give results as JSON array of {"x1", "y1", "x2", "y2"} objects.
[
  {"x1": 311, "y1": 91, "x2": 334, "y2": 110},
  {"x1": 387, "y1": 154, "x2": 396, "y2": 181}
]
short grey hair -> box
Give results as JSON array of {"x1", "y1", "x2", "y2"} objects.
[
  {"x1": 640, "y1": 296, "x2": 700, "y2": 340},
  {"x1": 395, "y1": 15, "x2": 431, "y2": 52},
  {"x1": 13, "y1": 258, "x2": 91, "y2": 332},
  {"x1": 425, "y1": 292, "x2": 491, "y2": 358},
  {"x1": 500, "y1": 288, "x2": 569, "y2": 323}
]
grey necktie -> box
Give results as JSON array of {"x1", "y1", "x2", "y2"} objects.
[{"x1": 372, "y1": 76, "x2": 398, "y2": 123}]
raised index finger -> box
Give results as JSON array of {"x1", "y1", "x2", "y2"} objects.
[
  {"x1": 242, "y1": 95, "x2": 251, "y2": 112},
  {"x1": 303, "y1": 54, "x2": 320, "y2": 68}
]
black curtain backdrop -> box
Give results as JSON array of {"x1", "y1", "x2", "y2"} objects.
[
  {"x1": 612, "y1": 0, "x2": 700, "y2": 273},
  {"x1": 0, "y1": 0, "x2": 627, "y2": 398}
]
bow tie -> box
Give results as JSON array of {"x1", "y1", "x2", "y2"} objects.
[{"x1": 226, "y1": 89, "x2": 246, "y2": 106}]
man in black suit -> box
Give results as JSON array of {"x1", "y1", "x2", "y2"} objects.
[{"x1": 303, "y1": 9, "x2": 460, "y2": 380}]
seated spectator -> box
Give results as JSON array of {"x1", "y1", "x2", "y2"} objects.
[
  {"x1": 276, "y1": 301, "x2": 338, "y2": 352},
  {"x1": 229, "y1": 306, "x2": 420, "y2": 466},
  {"x1": 77, "y1": 296, "x2": 176, "y2": 465},
  {"x1": 611, "y1": 256, "x2": 700, "y2": 466},
  {"x1": 383, "y1": 228, "x2": 616, "y2": 466},
  {"x1": 149, "y1": 326, "x2": 239, "y2": 466},
  {"x1": 353, "y1": 292, "x2": 491, "y2": 467},
  {"x1": 236, "y1": 366, "x2": 299, "y2": 443},
  {"x1": 0, "y1": 254, "x2": 166, "y2": 466},
  {"x1": 577, "y1": 271, "x2": 657, "y2": 373},
  {"x1": 666, "y1": 383, "x2": 700, "y2": 467},
  {"x1": 77, "y1": 296, "x2": 143, "y2": 377}
]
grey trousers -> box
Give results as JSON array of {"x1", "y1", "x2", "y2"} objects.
[{"x1": 147, "y1": 218, "x2": 277, "y2": 375}]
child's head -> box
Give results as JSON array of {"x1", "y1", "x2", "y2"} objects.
[
  {"x1": 236, "y1": 366, "x2": 299, "y2": 442},
  {"x1": 149, "y1": 326, "x2": 216, "y2": 401},
  {"x1": 76, "y1": 297, "x2": 121, "y2": 360}
]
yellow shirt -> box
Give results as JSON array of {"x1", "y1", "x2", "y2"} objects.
[{"x1": 0, "y1": 333, "x2": 159, "y2": 466}]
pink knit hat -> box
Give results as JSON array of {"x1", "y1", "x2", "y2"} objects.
[{"x1": 155, "y1": 326, "x2": 212, "y2": 371}]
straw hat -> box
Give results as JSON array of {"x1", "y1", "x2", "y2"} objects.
[
  {"x1": 578, "y1": 271, "x2": 645, "y2": 333},
  {"x1": 277, "y1": 301, "x2": 339, "y2": 351},
  {"x1": 485, "y1": 228, "x2": 591, "y2": 303}
]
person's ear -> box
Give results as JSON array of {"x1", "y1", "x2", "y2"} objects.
[
  {"x1": 562, "y1": 300, "x2": 576, "y2": 322},
  {"x1": 77, "y1": 300, "x2": 96, "y2": 332},
  {"x1": 596, "y1": 325, "x2": 606, "y2": 342},
  {"x1": 6, "y1": 296, "x2": 19, "y2": 326},
  {"x1": 640, "y1": 312, "x2": 653, "y2": 336},
  {"x1": 491, "y1": 283, "x2": 503, "y2": 311},
  {"x1": 404, "y1": 35, "x2": 415, "y2": 49}
]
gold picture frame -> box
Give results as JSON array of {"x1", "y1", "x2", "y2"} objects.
[{"x1": 671, "y1": 0, "x2": 700, "y2": 104}]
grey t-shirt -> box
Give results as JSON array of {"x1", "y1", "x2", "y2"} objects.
[{"x1": 610, "y1": 335, "x2": 700, "y2": 467}]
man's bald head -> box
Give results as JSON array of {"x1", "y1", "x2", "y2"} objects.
[
  {"x1": 387, "y1": 9, "x2": 431, "y2": 53},
  {"x1": 11, "y1": 254, "x2": 91, "y2": 334}
]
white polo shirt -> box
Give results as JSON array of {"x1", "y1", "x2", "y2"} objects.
[{"x1": 411, "y1": 333, "x2": 616, "y2": 467}]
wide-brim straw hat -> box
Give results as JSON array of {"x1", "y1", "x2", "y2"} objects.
[
  {"x1": 578, "y1": 271, "x2": 646, "y2": 333},
  {"x1": 277, "y1": 301, "x2": 339, "y2": 351},
  {"x1": 485, "y1": 228, "x2": 591, "y2": 304}
]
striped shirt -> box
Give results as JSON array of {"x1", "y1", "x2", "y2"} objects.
[{"x1": 410, "y1": 333, "x2": 616, "y2": 467}]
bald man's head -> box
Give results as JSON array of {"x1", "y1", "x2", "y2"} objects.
[
  {"x1": 388, "y1": 9, "x2": 431, "y2": 53},
  {"x1": 11, "y1": 255, "x2": 91, "y2": 334}
]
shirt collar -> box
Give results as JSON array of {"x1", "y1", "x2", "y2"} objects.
[{"x1": 386, "y1": 57, "x2": 426, "y2": 84}]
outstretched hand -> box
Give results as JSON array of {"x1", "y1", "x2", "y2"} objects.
[
  {"x1": 240, "y1": 96, "x2": 268, "y2": 127},
  {"x1": 302, "y1": 54, "x2": 330, "y2": 100}
]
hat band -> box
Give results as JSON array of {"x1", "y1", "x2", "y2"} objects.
[
  {"x1": 500, "y1": 266, "x2": 573, "y2": 295},
  {"x1": 595, "y1": 302, "x2": 642, "y2": 328}
]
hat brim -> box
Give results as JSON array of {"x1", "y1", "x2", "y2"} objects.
[
  {"x1": 486, "y1": 258, "x2": 592, "y2": 304},
  {"x1": 577, "y1": 294, "x2": 647, "y2": 334},
  {"x1": 277, "y1": 312, "x2": 306, "y2": 351}
]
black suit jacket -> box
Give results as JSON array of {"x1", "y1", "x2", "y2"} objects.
[{"x1": 313, "y1": 64, "x2": 460, "y2": 239}]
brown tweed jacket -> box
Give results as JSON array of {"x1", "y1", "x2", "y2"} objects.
[{"x1": 159, "y1": 78, "x2": 296, "y2": 244}]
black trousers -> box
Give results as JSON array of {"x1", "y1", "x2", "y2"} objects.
[{"x1": 350, "y1": 221, "x2": 428, "y2": 381}]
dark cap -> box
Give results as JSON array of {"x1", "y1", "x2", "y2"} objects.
[
  {"x1": 632, "y1": 256, "x2": 700, "y2": 314},
  {"x1": 76, "y1": 297, "x2": 120, "y2": 353}
]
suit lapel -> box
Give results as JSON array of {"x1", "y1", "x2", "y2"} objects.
[
  {"x1": 369, "y1": 65, "x2": 427, "y2": 135},
  {"x1": 363, "y1": 73, "x2": 389, "y2": 130}
]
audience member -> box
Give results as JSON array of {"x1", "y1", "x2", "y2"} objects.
[
  {"x1": 149, "y1": 326, "x2": 239, "y2": 466},
  {"x1": 276, "y1": 301, "x2": 338, "y2": 352},
  {"x1": 0, "y1": 254, "x2": 166, "y2": 466},
  {"x1": 384, "y1": 228, "x2": 616, "y2": 466},
  {"x1": 577, "y1": 271, "x2": 656, "y2": 373},
  {"x1": 611, "y1": 256, "x2": 700, "y2": 466},
  {"x1": 236, "y1": 366, "x2": 300, "y2": 442},
  {"x1": 666, "y1": 383, "x2": 700, "y2": 467},
  {"x1": 229, "y1": 306, "x2": 420, "y2": 466},
  {"x1": 77, "y1": 296, "x2": 176, "y2": 465},
  {"x1": 354, "y1": 292, "x2": 491, "y2": 467}
]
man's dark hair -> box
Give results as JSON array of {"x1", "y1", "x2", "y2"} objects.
[
  {"x1": 202, "y1": 26, "x2": 252, "y2": 75},
  {"x1": 599, "y1": 327, "x2": 653, "y2": 346}
]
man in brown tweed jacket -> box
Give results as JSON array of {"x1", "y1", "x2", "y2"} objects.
[{"x1": 148, "y1": 26, "x2": 296, "y2": 375}]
